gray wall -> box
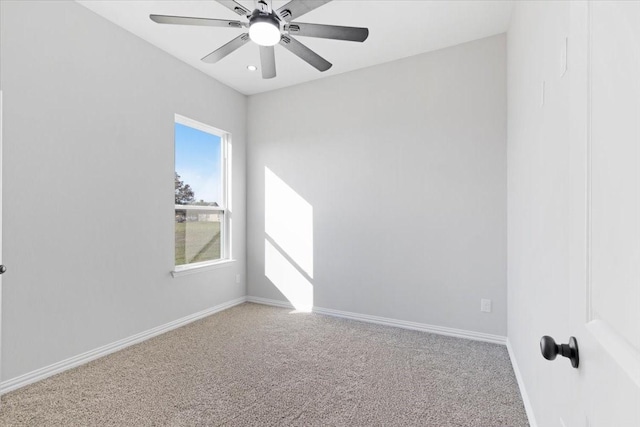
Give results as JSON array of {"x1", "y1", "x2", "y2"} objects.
[
  {"x1": 507, "y1": 2, "x2": 571, "y2": 426},
  {"x1": 0, "y1": 1, "x2": 246, "y2": 381},
  {"x1": 247, "y1": 35, "x2": 507, "y2": 336}
]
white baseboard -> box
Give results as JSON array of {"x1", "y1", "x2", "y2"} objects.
[
  {"x1": 247, "y1": 296, "x2": 506, "y2": 345},
  {"x1": 246, "y1": 296, "x2": 295, "y2": 309},
  {"x1": 0, "y1": 296, "x2": 247, "y2": 395},
  {"x1": 506, "y1": 338, "x2": 537, "y2": 427},
  {"x1": 313, "y1": 306, "x2": 507, "y2": 345}
]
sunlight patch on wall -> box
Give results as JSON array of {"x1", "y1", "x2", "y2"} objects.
[
  {"x1": 265, "y1": 240, "x2": 313, "y2": 312},
  {"x1": 265, "y1": 167, "x2": 314, "y2": 278}
]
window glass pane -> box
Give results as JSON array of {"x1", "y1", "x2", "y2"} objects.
[
  {"x1": 174, "y1": 123, "x2": 222, "y2": 207},
  {"x1": 174, "y1": 119, "x2": 226, "y2": 268},
  {"x1": 175, "y1": 209, "x2": 222, "y2": 266}
]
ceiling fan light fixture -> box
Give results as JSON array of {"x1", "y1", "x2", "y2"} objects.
[
  {"x1": 249, "y1": 12, "x2": 280, "y2": 47},
  {"x1": 150, "y1": 1, "x2": 370, "y2": 80}
]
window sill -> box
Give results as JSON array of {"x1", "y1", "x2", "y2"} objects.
[{"x1": 171, "y1": 259, "x2": 236, "y2": 278}]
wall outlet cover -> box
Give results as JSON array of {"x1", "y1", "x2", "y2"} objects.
[{"x1": 481, "y1": 299, "x2": 492, "y2": 313}]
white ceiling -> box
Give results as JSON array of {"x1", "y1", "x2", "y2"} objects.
[{"x1": 77, "y1": 1, "x2": 513, "y2": 95}]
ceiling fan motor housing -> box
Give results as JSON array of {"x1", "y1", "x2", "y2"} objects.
[{"x1": 249, "y1": 9, "x2": 280, "y2": 27}]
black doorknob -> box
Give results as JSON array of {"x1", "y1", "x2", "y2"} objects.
[
  {"x1": 0, "y1": 265, "x2": 5, "y2": 275},
  {"x1": 540, "y1": 335, "x2": 579, "y2": 368}
]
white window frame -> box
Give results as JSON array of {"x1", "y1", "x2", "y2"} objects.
[{"x1": 172, "y1": 114, "x2": 233, "y2": 277}]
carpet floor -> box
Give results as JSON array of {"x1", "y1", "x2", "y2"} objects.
[{"x1": 0, "y1": 303, "x2": 529, "y2": 426}]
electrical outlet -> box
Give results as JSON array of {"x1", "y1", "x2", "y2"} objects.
[
  {"x1": 236, "y1": 273, "x2": 241, "y2": 284},
  {"x1": 481, "y1": 299, "x2": 492, "y2": 313}
]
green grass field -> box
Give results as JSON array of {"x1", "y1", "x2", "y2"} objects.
[{"x1": 175, "y1": 221, "x2": 221, "y2": 265}]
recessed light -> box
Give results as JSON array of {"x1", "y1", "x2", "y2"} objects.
[{"x1": 247, "y1": 65, "x2": 258, "y2": 72}]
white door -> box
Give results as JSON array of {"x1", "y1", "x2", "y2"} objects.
[
  {"x1": 0, "y1": 90, "x2": 3, "y2": 398},
  {"x1": 565, "y1": 2, "x2": 640, "y2": 426}
]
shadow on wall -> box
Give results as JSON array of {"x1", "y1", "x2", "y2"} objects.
[{"x1": 264, "y1": 167, "x2": 314, "y2": 311}]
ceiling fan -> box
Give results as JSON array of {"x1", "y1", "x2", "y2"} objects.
[{"x1": 150, "y1": 0, "x2": 369, "y2": 79}]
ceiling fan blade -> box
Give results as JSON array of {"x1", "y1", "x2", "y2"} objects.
[
  {"x1": 280, "y1": 36, "x2": 332, "y2": 72},
  {"x1": 215, "y1": 0, "x2": 251, "y2": 17},
  {"x1": 286, "y1": 22, "x2": 368, "y2": 42},
  {"x1": 201, "y1": 33, "x2": 250, "y2": 63},
  {"x1": 150, "y1": 14, "x2": 246, "y2": 29},
  {"x1": 276, "y1": 0, "x2": 332, "y2": 21},
  {"x1": 260, "y1": 46, "x2": 277, "y2": 79}
]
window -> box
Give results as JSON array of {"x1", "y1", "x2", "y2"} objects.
[{"x1": 174, "y1": 114, "x2": 230, "y2": 272}]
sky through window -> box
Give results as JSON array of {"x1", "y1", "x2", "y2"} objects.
[{"x1": 175, "y1": 122, "x2": 222, "y2": 205}]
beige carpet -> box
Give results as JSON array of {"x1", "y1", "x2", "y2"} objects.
[{"x1": 0, "y1": 303, "x2": 529, "y2": 426}]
